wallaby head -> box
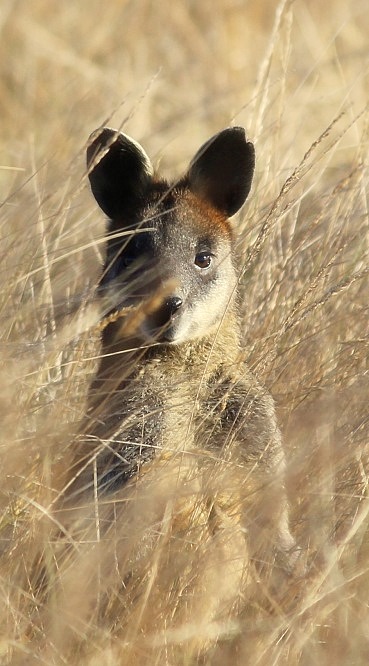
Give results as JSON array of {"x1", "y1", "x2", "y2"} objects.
[{"x1": 87, "y1": 127, "x2": 255, "y2": 345}]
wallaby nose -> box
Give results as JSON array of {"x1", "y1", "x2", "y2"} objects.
[
  {"x1": 167, "y1": 296, "x2": 182, "y2": 315},
  {"x1": 152, "y1": 296, "x2": 183, "y2": 330}
]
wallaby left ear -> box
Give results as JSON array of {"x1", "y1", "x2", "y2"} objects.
[{"x1": 186, "y1": 127, "x2": 255, "y2": 217}]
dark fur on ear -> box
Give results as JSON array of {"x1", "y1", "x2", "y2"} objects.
[
  {"x1": 186, "y1": 127, "x2": 255, "y2": 217},
  {"x1": 86, "y1": 127, "x2": 154, "y2": 220}
]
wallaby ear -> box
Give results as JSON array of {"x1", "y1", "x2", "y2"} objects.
[
  {"x1": 186, "y1": 127, "x2": 255, "y2": 217},
  {"x1": 86, "y1": 127, "x2": 154, "y2": 220}
]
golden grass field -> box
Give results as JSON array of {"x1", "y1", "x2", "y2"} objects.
[{"x1": 1, "y1": 0, "x2": 368, "y2": 663}]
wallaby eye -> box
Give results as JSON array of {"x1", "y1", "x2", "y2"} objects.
[
  {"x1": 195, "y1": 251, "x2": 212, "y2": 269},
  {"x1": 120, "y1": 254, "x2": 136, "y2": 269},
  {"x1": 117, "y1": 236, "x2": 146, "y2": 271}
]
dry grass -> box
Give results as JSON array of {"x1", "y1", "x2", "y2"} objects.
[{"x1": 0, "y1": 0, "x2": 368, "y2": 663}]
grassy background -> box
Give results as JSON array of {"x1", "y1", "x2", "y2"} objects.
[{"x1": 0, "y1": 0, "x2": 368, "y2": 663}]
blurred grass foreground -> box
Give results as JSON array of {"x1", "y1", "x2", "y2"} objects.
[{"x1": 0, "y1": 1, "x2": 368, "y2": 664}]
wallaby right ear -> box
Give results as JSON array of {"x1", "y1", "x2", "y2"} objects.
[{"x1": 86, "y1": 128, "x2": 154, "y2": 220}]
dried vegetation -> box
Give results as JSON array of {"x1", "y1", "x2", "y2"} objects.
[{"x1": 0, "y1": 0, "x2": 368, "y2": 663}]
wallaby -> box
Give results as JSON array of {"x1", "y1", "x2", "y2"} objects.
[{"x1": 79, "y1": 126, "x2": 297, "y2": 584}]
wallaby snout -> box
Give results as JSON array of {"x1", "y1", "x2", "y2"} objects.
[
  {"x1": 148, "y1": 295, "x2": 183, "y2": 340},
  {"x1": 159, "y1": 295, "x2": 183, "y2": 322}
]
